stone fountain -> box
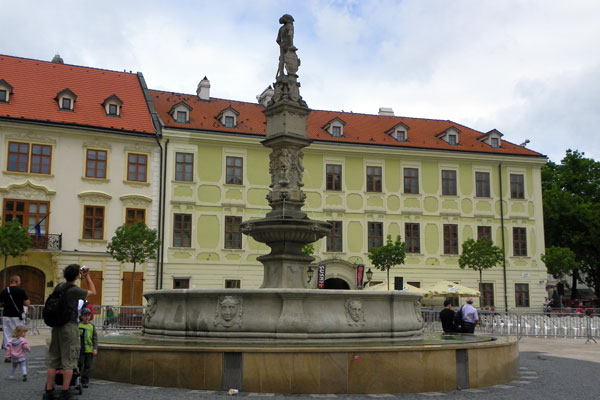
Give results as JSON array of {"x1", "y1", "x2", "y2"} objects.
[{"x1": 94, "y1": 15, "x2": 519, "y2": 393}]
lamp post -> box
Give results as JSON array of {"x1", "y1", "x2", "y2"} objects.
[
  {"x1": 307, "y1": 266, "x2": 314, "y2": 284},
  {"x1": 366, "y1": 268, "x2": 373, "y2": 286}
]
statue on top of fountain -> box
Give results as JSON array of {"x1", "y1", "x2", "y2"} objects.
[{"x1": 270, "y1": 14, "x2": 307, "y2": 108}]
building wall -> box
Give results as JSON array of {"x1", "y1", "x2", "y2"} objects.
[{"x1": 160, "y1": 129, "x2": 547, "y2": 311}]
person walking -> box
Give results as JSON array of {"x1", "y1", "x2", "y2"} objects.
[
  {"x1": 0, "y1": 275, "x2": 30, "y2": 361},
  {"x1": 5, "y1": 325, "x2": 30, "y2": 381},
  {"x1": 461, "y1": 298, "x2": 479, "y2": 333},
  {"x1": 439, "y1": 299, "x2": 457, "y2": 333},
  {"x1": 43, "y1": 264, "x2": 96, "y2": 400}
]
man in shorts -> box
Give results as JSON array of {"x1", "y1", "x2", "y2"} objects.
[{"x1": 43, "y1": 264, "x2": 96, "y2": 400}]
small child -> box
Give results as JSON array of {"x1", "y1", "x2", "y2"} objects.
[
  {"x1": 5, "y1": 325, "x2": 30, "y2": 381},
  {"x1": 78, "y1": 308, "x2": 97, "y2": 388}
]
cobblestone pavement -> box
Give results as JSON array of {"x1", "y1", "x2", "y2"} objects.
[{"x1": 1, "y1": 337, "x2": 598, "y2": 400}]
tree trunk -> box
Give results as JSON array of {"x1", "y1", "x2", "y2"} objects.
[
  {"x1": 479, "y1": 267, "x2": 483, "y2": 305},
  {"x1": 2, "y1": 254, "x2": 8, "y2": 287},
  {"x1": 386, "y1": 268, "x2": 390, "y2": 291},
  {"x1": 131, "y1": 261, "x2": 137, "y2": 306},
  {"x1": 571, "y1": 270, "x2": 578, "y2": 300}
]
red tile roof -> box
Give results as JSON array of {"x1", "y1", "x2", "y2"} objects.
[
  {"x1": 0, "y1": 55, "x2": 156, "y2": 135},
  {"x1": 150, "y1": 90, "x2": 544, "y2": 157}
]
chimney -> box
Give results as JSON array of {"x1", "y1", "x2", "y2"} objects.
[
  {"x1": 197, "y1": 76, "x2": 210, "y2": 101},
  {"x1": 256, "y1": 85, "x2": 274, "y2": 107},
  {"x1": 51, "y1": 54, "x2": 64, "y2": 64},
  {"x1": 378, "y1": 107, "x2": 394, "y2": 116}
]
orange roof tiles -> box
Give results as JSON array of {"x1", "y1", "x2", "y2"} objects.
[
  {"x1": 150, "y1": 89, "x2": 544, "y2": 157},
  {"x1": 0, "y1": 55, "x2": 156, "y2": 135}
]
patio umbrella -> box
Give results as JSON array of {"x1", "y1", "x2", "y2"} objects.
[
  {"x1": 364, "y1": 282, "x2": 428, "y2": 295},
  {"x1": 423, "y1": 281, "x2": 480, "y2": 298}
]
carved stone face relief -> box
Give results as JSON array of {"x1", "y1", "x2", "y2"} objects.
[
  {"x1": 214, "y1": 296, "x2": 243, "y2": 328},
  {"x1": 345, "y1": 299, "x2": 365, "y2": 326},
  {"x1": 145, "y1": 297, "x2": 158, "y2": 324}
]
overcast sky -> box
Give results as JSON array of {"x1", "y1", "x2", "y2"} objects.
[{"x1": 2, "y1": 0, "x2": 599, "y2": 163}]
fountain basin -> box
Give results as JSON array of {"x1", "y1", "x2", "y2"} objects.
[{"x1": 143, "y1": 289, "x2": 424, "y2": 339}]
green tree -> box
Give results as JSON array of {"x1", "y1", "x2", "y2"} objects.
[
  {"x1": 0, "y1": 219, "x2": 33, "y2": 286},
  {"x1": 542, "y1": 150, "x2": 600, "y2": 298},
  {"x1": 368, "y1": 235, "x2": 406, "y2": 290},
  {"x1": 301, "y1": 243, "x2": 314, "y2": 256},
  {"x1": 541, "y1": 246, "x2": 579, "y2": 300},
  {"x1": 458, "y1": 238, "x2": 503, "y2": 296},
  {"x1": 107, "y1": 222, "x2": 160, "y2": 306}
]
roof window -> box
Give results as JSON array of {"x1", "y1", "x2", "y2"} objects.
[
  {"x1": 436, "y1": 127, "x2": 461, "y2": 146},
  {"x1": 103, "y1": 94, "x2": 123, "y2": 117},
  {"x1": 169, "y1": 102, "x2": 192, "y2": 124},
  {"x1": 386, "y1": 122, "x2": 410, "y2": 142},
  {"x1": 0, "y1": 79, "x2": 13, "y2": 103},
  {"x1": 323, "y1": 118, "x2": 346, "y2": 138},
  {"x1": 478, "y1": 129, "x2": 504, "y2": 149},
  {"x1": 56, "y1": 88, "x2": 77, "y2": 111},
  {"x1": 217, "y1": 106, "x2": 239, "y2": 128}
]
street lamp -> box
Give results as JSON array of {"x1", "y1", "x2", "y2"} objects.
[
  {"x1": 307, "y1": 266, "x2": 314, "y2": 284},
  {"x1": 366, "y1": 268, "x2": 373, "y2": 284}
]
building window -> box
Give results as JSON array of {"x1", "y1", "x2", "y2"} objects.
[
  {"x1": 173, "y1": 278, "x2": 190, "y2": 289},
  {"x1": 515, "y1": 283, "x2": 530, "y2": 307},
  {"x1": 7, "y1": 142, "x2": 29, "y2": 172},
  {"x1": 83, "y1": 206, "x2": 104, "y2": 240},
  {"x1": 0, "y1": 89, "x2": 6, "y2": 102},
  {"x1": 325, "y1": 164, "x2": 342, "y2": 191},
  {"x1": 85, "y1": 149, "x2": 107, "y2": 179},
  {"x1": 125, "y1": 208, "x2": 145, "y2": 225},
  {"x1": 173, "y1": 213, "x2": 192, "y2": 247},
  {"x1": 510, "y1": 174, "x2": 525, "y2": 199},
  {"x1": 108, "y1": 104, "x2": 118, "y2": 116},
  {"x1": 404, "y1": 168, "x2": 419, "y2": 194},
  {"x1": 3, "y1": 199, "x2": 49, "y2": 236},
  {"x1": 368, "y1": 222, "x2": 383, "y2": 251},
  {"x1": 491, "y1": 137, "x2": 499, "y2": 148},
  {"x1": 475, "y1": 172, "x2": 490, "y2": 197},
  {"x1": 127, "y1": 153, "x2": 147, "y2": 182},
  {"x1": 225, "y1": 279, "x2": 241, "y2": 288},
  {"x1": 225, "y1": 115, "x2": 235, "y2": 128},
  {"x1": 61, "y1": 97, "x2": 72, "y2": 110},
  {"x1": 513, "y1": 227, "x2": 527, "y2": 256},
  {"x1": 480, "y1": 283, "x2": 494, "y2": 307},
  {"x1": 7, "y1": 142, "x2": 52, "y2": 174},
  {"x1": 405, "y1": 223, "x2": 420, "y2": 253},
  {"x1": 175, "y1": 152, "x2": 193, "y2": 182},
  {"x1": 441, "y1": 170, "x2": 457, "y2": 196},
  {"x1": 392, "y1": 130, "x2": 406, "y2": 142},
  {"x1": 448, "y1": 134, "x2": 457, "y2": 145},
  {"x1": 366, "y1": 166, "x2": 382, "y2": 192},
  {"x1": 332, "y1": 126, "x2": 341, "y2": 137},
  {"x1": 443, "y1": 224, "x2": 458, "y2": 254},
  {"x1": 226, "y1": 156, "x2": 243, "y2": 185},
  {"x1": 327, "y1": 221, "x2": 343, "y2": 252},
  {"x1": 225, "y1": 216, "x2": 242, "y2": 249},
  {"x1": 477, "y1": 226, "x2": 492, "y2": 242},
  {"x1": 176, "y1": 110, "x2": 187, "y2": 123}
]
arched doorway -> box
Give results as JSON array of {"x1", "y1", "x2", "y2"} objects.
[
  {"x1": 324, "y1": 278, "x2": 350, "y2": 290},
  {"x1": 0, "y1": 266, "x2": 46, "y2": 305}
]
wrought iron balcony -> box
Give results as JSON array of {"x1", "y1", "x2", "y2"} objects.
[{"x1": 29, "y1": 234, "x2": 62, "y2": 250}]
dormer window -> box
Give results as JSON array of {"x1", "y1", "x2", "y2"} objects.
[
  {"x1": 324, "y1": 118, "x2": 346, "y2": 138},
  {"x1": 436, "y1": 127, "x2": 461, "y2": 146},
  {"x1": 103, "y1": 94, "x2": 123, "y2": 117},
  {"x1": 169, "y1": 102, "x2": 192, "y2": 124},
  {"x1": 0, "y1": 79, "x2": 13, "y2": 103},
  {"x1": 386, "y1": 122, "x2": 410, "y2": 142},
  {"x1": 478, "y1": 129, "x2": 504, "y2": 149},
  {"x1": 61, "y1": 97, "x2": 71, "y2": 109},
  {"x1": 56, "y1": 88, "x2": 77, "y2": 111},
  {"x1": 217, "y1": 106, "x2": 239, "y2": 128}
]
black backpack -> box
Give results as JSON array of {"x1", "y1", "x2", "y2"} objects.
[
  {"x1": 43, "y1": 284, "x2": 75, "y2": 327},
  {"x1": 453, "y1": 305, "x2": 464, "y2": 329}
]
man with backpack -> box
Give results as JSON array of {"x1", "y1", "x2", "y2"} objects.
[{"x1": 43, "y1": 264, "x2": 96, "y2": 400}]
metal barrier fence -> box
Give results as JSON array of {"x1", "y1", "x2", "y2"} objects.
[
  {"x1": 423, "y1": 309, "x2": 599, "y2": 342},
  {"x1": 1, "y1": 305, "x2": 145, "y2": 334}
]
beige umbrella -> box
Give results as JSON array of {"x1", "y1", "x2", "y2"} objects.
[
  {"x1": 364, "y1": 282, "x2": 428, "y2": 295},
  {"x1": 423, "y1": 281, "x2": 480, "y2": 298}
]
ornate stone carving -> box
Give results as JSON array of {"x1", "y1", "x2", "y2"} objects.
[
  {"x1": 0, "y1": 180, "x2": 56, "y2": 201},
  {"x1": 345, "y1": 299, "x2": 365, "y2": 327},
  {"x1": 77, "y1": 190, "x2": 112, "y2": 204},
  {"x1": 145, "y1": 297, "x2": 158, "y2": 324},
  {"x1": 414, "y1": 301, "x2": 424, "y2": 323},
  {"x1": 214, "y1": 296, "x2": 243, "y2": 328},
  {"x1": 268, "y1": 147, "x2": 304, "y2": 192},
  {"x1": 120, "y1": 194, "x2": 152, "y2": 207},
  {"x1": 5, "y1": 133, "x2": 56, "y2": 145}
]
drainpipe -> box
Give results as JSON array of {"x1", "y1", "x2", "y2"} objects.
[
  {"x1": 498, "y1": 163, "x2": 508, "y2": 312},
  {"x1": 160, "y1": 139, "x2": 169, "y2": 289},
  {"x1": 153, "y1": 134, "x2": 163, "y2": 290}
]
